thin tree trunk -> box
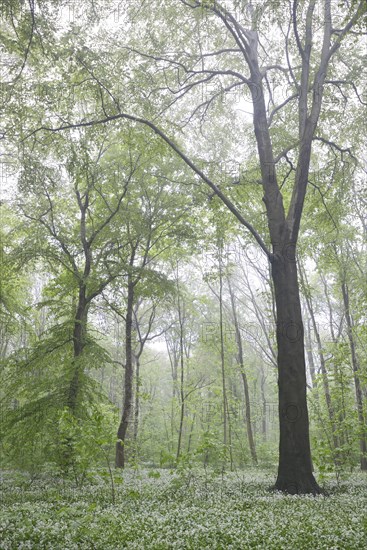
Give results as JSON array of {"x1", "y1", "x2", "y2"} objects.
[
  {"x1": 341, "y1": 281, "x2": 367, "y2": 471},
  {"x1": 334, "y1": 361, "x2": 348, "y2": 451},
  {"x1": 218, "y1": 255, "x2": 228, "y2": 467},
  {"x1": 176, "y1": 287, "x2": 185, "y2": 462},
  {"x1": 176, "y1": 332, "x2": 185, "y2": 461},
  {"x1": 305, "y1": 319, "x2": 317, "y2": 389},
  {"x1": 227, "y1": 277, "x2": 258, "y2": 465},
  {"x1": 116, "y1": 276, "x2": 134, "y2": 468},
  {"x1": 300, "y1": 266, "x2": 340, "y2": 459},
  {"x1": 133, "y1": 355, "x2": 140, "y2": 442},
  {"x1": 260, "y1": 369, "x2": 267, "y2": 442},
  {"x1": 166, "y1": 333, "x2": 179, "y2": 450},
  {"x1": 187, "y1": 413, "x2": 196, "y2": 454}
]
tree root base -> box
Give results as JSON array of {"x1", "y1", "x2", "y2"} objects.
[{"x1": 270, "y1": 475, "x2": 325, "y2": 496}]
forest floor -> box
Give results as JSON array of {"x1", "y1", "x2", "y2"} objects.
[{"x1": 0, "y1": 467, "x2": 366, "y2": 549}]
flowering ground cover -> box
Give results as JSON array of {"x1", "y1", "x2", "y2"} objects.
[{"x1": 1, "y1": 468, "x2": 366, "y2": 549}]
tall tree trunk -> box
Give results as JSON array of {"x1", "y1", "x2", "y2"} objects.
[
  {"x1": 245, "y1": 42, "x2": 323, "y2": 490},
  {"x1": 260, "y1": 369, "x2": 267, "y2": 441},
  {"x1": 116, "y1": 276, "x2": 134, "y2": 468},
  {"x1": 62, "y1": 285, "x2": 89, "y2": 470},
  {"x1": 305, "y1": 319, "x2": 317, "y2": 389},
  {"x1": 218, "y1": 255, "x2": 228, "y2": 467},
  {"x1": 176, "y1": 289, "x2": 185, "y2": 462},
  {"x1": 133, "y1": 354, "x2": 140, "y2": 442},
  {"x1": 244, "y1": 0, "x2": 334, "y2": 491},
  {"x1": 272, "y1": 255, "x2": 321, "y2": 493},
  {"x1": 334, "y1": 361, "x2": 348, "y2": 451},
  {"x1": 176, "y1": 326, "x2": 185, "y2": 461},
  {"x1": 166, "y1": 333, "x2": 179, "y2": 451},
  {"x1": 68, "y1": 189, "x2": 91, "y2": 415},
  {"x1": 227, "y1": 277, "x2": 258, "y2": 465},
  {"x1": 300, "y1": 266, "x2": 340, "y2": 459},
  {"x1": 341, "y1": 281, "x2": 367, "y2": 471},
  {"x1": 67, "y1": 285, "x2": 88, "y2": 413},
  {"x1": 187, "y1": 413, "x2": 196, "y2": 454}
]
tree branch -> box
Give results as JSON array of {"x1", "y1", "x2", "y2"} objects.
[
  {"x1": 25, "y1": 114, "x2": 272, "y2": 259},
  {"x1": 313, "y1": 136, "x2": 357, "y2": 163}
]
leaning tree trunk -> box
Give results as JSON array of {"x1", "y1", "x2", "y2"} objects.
[
  {"x1": 272, "y1": 253, "x2": 321, "y2": 494},
  {"x1": 116, "y1": 276, "x2": 134, "y2": 468}
]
